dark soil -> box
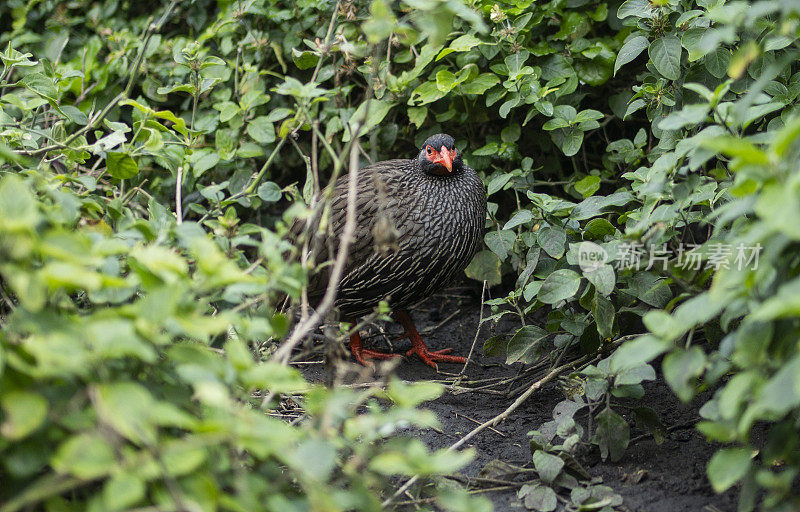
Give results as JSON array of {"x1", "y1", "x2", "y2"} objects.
[{"x1": 300, "y1": 287, "x2": 739, "y2": 512}]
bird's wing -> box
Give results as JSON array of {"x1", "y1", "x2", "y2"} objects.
[{"x1": 292, "y1": 159, "x2": 417, "y2": 299}]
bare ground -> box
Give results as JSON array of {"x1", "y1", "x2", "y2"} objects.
[{"x1": 299, "y1": 286, "x2": 739, "y2": 512}]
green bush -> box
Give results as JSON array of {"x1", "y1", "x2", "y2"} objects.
[{"x1": 1, "y1": 0, "x2": 800, "y2": 510}]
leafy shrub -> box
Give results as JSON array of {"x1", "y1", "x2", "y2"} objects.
[
  {"x1": 1, "y1": 0, "x2": 800, "y2": 510},
  {"x1": 0, "y1": 1, "x2": 489, "y2": 510}
]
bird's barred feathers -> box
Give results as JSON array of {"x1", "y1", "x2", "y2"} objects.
[{"x1": 305, "y1": 136, "x2": 487, "y2": 318}]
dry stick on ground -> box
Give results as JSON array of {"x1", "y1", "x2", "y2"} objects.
[
  {"x1": 454, "y1": 412, "x2": 506, "y2": 437},
  {"x1": 382, "y1": 354, "x2": 594, "y2": 508},
  {"x1": 458, "y1": 279, "x2": 487, "y2": 376}
]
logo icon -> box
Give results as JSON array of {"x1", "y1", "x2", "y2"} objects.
[{"x1": 577, "y1": 241, "x2": 608, "y2": 272}]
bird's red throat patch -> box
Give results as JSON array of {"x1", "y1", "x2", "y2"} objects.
[{"x1": 426, "y1": 146, "x2": 456, "y2": 175}]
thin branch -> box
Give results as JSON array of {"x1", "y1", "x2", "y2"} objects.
[
  {"x1": 243, "y1": 136, "x2": 288, "y2": 196},
  {"x1": 458, "y1": 280, "x2": 486, "y2": 375},
  {"x1": 175, "y1": 166, "x2": 183, "y2": 224},
  {"x1": 309, "y1": 1, "x2": 341, "y2": 85},
  {"x1": 272, "y1": 132, "x2": 363, "y2": 364}
]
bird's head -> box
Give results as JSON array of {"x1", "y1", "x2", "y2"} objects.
[{"x1": 417, "y1": 133, "x2": 463, "y2": 176}]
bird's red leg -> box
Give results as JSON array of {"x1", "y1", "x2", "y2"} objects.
[
  {"x1": 344, "y1": 320, "x2": 401, "y2": 366},
  {"x1": 393, "y1": 310, "x2": 466, "y2": 368}
]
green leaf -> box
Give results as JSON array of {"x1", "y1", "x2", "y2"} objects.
[
  {"x1": 615, "y1": 36, "x2": 649, "y2": 76},
  {"x1": 461, "y1": 73, "x2": 500, "y2": 95},
  {"x1": 0, "y1": 174, "x2": 40, "y2": 231},
  {"x1": 363, "y1": 0, "x2": 395, "y2": 43},
  {"x1": 615, "y1": 364, "x2": 656, "y2": 386},
  {"x1": 537, "y1": 226, "x2": 566, "y2": 259},
  {"x1": 632, "y1": 407, "x2": 666, "y2": 444},
  {"x1": 501, "y1": 124, "x2": 521, "y2": 143},
  {"x1": 538, "y1": 269, "x2": 581, "y2": 304},
  {"x1": 436, "y1": 70, "x2": 458, "y2": 92},
  {"x1": 0, "y1": 390, "x2": 48, "y2": 440},
  {"x1": 532, "y1": 450, "x2": 564, "y2": 483},
  {"x1": 518, "y1": 483, "x2": 557, "y2": 512},
  {"x1": 617, "y1": 0, "x2": 654, "y2": 19},
  {"x1": 104, "y1": 472, "x2": 145, "y2": 510},
  {"x1": 592, "y1": 292, "x2": 615, "y2": 338},
  {"x1": 584, "y1": 218, "x2": 616, "y2": 239},
  {"x1": 247, "y1": 116, "x2": 276, "y2": 143},
  {"x1": 106, "y1": 152, "x2": 140, "y2": 180},
  {"x1": 21, "y1": 72, "x2": 58, "y2": 102},
  {"x1": 499, "y1": 93, "x2": 520, "y2": 118},
  {"x1": 257, "y1": 182, "x2": 282, "y2": 202},
  {"x1": 707, "y1": 448, "x2": 752, "y2": 492},
  {"x1": 594, "y1": 407, "x2": 629, "y2": 461},
  {"x1": 60, "y1": 105, "x2": 89, "y2": 125},
  {"x1": 506, "y1": 325, "x2": 549, "y2": 365},
  {"x1": 410, "y1": 81, "x2": 446, "y2": 105},
  {"x1": 465, "y1": 250, "x2": 502, "y2": 286},
  {"x1": 344, "y1": 99, "x2": 393, "y2": 141},
  {"x1": 214, "y1": 100, "x2": 240, "y2": 122},
  {"x1": 702, "y1": 136, "x2": 769, "y2": 166},
  {"x1": 649, "y1": 35, "x2": 682, "y2": 81},
  {"x1": 750, "y1": 355, "x2": 800, "y2": 417},
  {"x1": 487, "y1": 173, "x2": 512, "y2": 195},
  {"x1": 770, "y1": 115, "x2": 800, "y2": 158},
  {"x1": 585, "y1": 265, "x2": 615, "y2": 296},
  {"x1": 542, "y1": 118, "x2": 569, "y2": 131},
  {"x1": 188, "y1": 149, "x2": 220, "y2": 177},
  {"x1": 503, "y1": 209, "x2": 532, "y2": 230},
  {"x1": 658, "y1": 104, "x2": 710, "y2": 130},
  {"x1": 575, "y1": 175, "x2": 601, "y2": 197},
  {"x1": 52, "y1": 433, "x2": 116, "y2": 479},
  {"x1": 551, "y1": 127, "x2": 583, "y2": 156},
  {"x1": 93, "y1": 381, "x2": 157, "y2": 444},
  {"x1": 609, "y1": 335, "x2": 670, "y2": 373},
  {"x1": 407, "y1": 106, "x2": 427, "y2": 128},
  {"x1": 484, "y1": 229, "x2": 515, "y2": 260},
  {"x1": 241, "y1": 362, "x2": 307, "y2": 393},
  {"x1": 291, "y1": 49, "x2": 319, "y2": 70},
  {"x1": 662, "y1": 347, "x2": 706, "y2": 402},
  {"x1": 448, "y1": 34, "x2": 484, "y2": 53}
]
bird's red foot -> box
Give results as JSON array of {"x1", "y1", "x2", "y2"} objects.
[
  {"x1": 405, "y1": 345, "x2": 466, "y2": 368},
  {"x1": 346, "y1": 321, "x2": 401, "y2": 366},
  {"x1": 351, "y1": 346, "x2": 401, "y2": 366},
  {"x1": 394, "y1": 310, "x2": 466, "y2": 369}
]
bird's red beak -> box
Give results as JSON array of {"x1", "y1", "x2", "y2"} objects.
[{"x1": 432, "y1": 146, "x2": 455, "y2": 174}]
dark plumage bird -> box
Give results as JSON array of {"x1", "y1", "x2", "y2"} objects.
[{"x1": 302, "y1": 133, "x2": 487, "y2": 367}]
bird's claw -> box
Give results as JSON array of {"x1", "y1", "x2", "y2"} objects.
[
  {"x1": 405, "y1": 346, "x2": 466, "y2": 369},
  {"x1": 352, "y1": 348, "x2": 401, "y2": 367}
]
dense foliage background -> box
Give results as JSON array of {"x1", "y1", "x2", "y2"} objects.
[{"x1": 1, "y1": 0, "x2": 799, "y2": 510}]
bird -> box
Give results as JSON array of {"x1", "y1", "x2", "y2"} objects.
[{"x1": 299, "y1": 133, "x2": 486, "y2": 367}]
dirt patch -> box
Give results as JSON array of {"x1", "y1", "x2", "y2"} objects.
[{"x1": 299, "y1": 287, "x2": 738, "y2": 512}]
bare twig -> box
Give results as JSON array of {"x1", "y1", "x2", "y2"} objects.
[
  {"x1": 175, "y1": 166, "x2": 183, "y2": 224},
  {"x1": 458, "y1": 280, "x2": 486, "y2": 375},
  {"x1": 272, "y1": 134, "x2": 363, "y2": 364},
  {"x1": 454, "y1": 412, "x2": 506, "y2": 437},
  {"x1": 310, "y1": 1, "x2": 341, "y2": 85}
]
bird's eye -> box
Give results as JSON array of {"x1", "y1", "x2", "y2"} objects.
[{"x1": 426, "y1": 146, "x2": 432, "y2": 154}]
